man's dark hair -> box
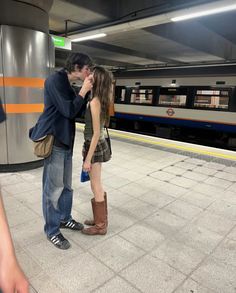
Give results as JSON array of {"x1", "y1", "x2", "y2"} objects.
[{"x1": 65, "y1": 53, "x2": 93, "y2": 73}]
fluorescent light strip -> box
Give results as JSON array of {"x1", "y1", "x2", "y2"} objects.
[
  {"x1": 171, "y1": 3, "x2": 236, "y2": 21},
  {"x1": 71, "y1": 33, "x2": 106, "y2": 42},
  {"x1": 126, "y1": 62, "x2": 236, "y2": 71}
]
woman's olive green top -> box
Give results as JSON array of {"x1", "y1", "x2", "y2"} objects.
[{"x1": 84, "y1": 102, "x2": 104, "y2": 140}]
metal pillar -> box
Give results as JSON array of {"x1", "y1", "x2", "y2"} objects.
[{"x1": 0, "y1": 0, "x2": 54, "y2": 171}]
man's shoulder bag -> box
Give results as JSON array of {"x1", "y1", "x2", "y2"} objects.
[{"x1": 34, "y1": 135, "x2": 54, "y2": 158}]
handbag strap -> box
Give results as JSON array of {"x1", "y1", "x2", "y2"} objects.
[{"x1": 105, "y1": 127, "x2": 110, "y2": 139}]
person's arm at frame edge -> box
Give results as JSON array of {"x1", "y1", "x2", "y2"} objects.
[{"x1": 0, "y1": 190, "x2": 29, "y2": 293}]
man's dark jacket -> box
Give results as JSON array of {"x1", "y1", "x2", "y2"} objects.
[
  {"x1": 29, "y1": 69, "x2": 86, "y2": 149},
  {"x1": 0, "y1": 98, "x2": 6, "y2": 123}
]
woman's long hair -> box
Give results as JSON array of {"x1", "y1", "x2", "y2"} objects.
[{"x1": 92, "y1": 66, "x2": 113, "y2": 126}]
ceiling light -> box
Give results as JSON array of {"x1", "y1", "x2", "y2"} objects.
[
  {"x1": 70, "y1": 33, "x2": 106, "y2": 42},
  {"x1": 171, "y1": 2, "x2": 236, "y2": 21}
]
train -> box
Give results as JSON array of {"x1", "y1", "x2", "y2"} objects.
[{"x1": 110, "y1": 75, "x2": 236, "y2": 149}]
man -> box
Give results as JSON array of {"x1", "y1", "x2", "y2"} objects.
[
  {"x1": 0, "y1": 100, "x2": 29, "y2": 292},
  {"x1": 30, "y1": 53, "x2": 93, "y2": 249}
]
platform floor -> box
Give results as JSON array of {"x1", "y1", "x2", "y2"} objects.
[{"x1": 1, "y1": 129, "x2": 236, "y2": 293}]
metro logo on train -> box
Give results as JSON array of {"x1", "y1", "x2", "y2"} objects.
[{"x1": 166, "y1": 108, "x2": 175, "y2": 116}]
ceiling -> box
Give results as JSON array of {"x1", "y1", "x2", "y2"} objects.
[{"x1": 49, "y1": 0, "x2": 236, "y2": 73}]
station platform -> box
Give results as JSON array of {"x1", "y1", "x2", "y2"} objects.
[{"x1": 1, "y1": 126, "x2": 236, "y2": 293}]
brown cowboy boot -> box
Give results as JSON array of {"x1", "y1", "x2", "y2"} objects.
[
  {"x1": 84, "y1": 198, "x2": 95, "y2": 226},
  {"x1": 82, "y1": 200, "x2": 107, "y2": 235},
  {"x1": 84, "y1": 193, "x2": 107, "y2": 226}
]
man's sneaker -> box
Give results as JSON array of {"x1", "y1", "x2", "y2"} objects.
[
  {"x1": 48, "y1": 233, "x2": 71, "y2": 250},
  {"x1": 60, "y1": 219, "x2": 84, "y2": 231}
]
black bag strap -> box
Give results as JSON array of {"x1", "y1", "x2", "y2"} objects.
[
  {"x1": 104, "y1": 126, "x2": 112, "y2": 155},
  {"x1": 105, "y1": 127, "x2": 110, "y2": 139}
]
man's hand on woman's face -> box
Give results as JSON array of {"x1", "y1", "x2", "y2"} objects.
[
  {"x1": 79, "y1": 76, "x2": 93, "y2": 97},
  {"x1": 87, "y1": 73, "x2": 94, "y2": 84}
]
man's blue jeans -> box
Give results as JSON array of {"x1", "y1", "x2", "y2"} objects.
[{"x1": 42, "y1": 146, "x2": 73, "y2": 237}]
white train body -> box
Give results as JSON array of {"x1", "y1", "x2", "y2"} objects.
[{"x1": 113, "y1": 76, "x2": 236, "y2": 135}]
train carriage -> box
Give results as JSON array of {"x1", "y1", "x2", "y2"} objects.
[{"x1": 111, "y1": 76, "x2": 236, "y2": 148}]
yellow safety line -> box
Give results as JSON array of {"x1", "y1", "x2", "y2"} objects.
[{"x1": 76, "y1": 124, "x2": 236, "y2": 161}]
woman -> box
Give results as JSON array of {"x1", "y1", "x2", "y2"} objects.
[{"x1": 82, "y1": 66, "x2": 113, "y2": 236}]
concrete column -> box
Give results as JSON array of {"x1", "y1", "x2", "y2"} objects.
[{"x1": 0, "y1": 0, "x2": 54, "y2": 171}]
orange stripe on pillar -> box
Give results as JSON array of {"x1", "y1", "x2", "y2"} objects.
[
  {"x1": 0, "y1": 77, "x2": 45, "y2": 88},
  {"x1": 5, "y1": 104, "x2": 44, "y2": 113}
]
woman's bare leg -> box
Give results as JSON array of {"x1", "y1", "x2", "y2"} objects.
[
  {"x1": 82, "y1": 162, "x2": 107, "y2": 235},
  {"x1": 89, "y1": 163, "x2": 104, "y2": 202}
]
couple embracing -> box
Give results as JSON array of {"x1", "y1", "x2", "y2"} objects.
[{"x1": 30, "y1": 53, "x2": 113, "y2": 249}]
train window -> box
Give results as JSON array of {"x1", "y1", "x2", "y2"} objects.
[
  {"x1": 194, "y1": 89, "x2": 229, "y2": 109},
  {"x1": 157, "y1": 88, "x2": 187, "y2": 107},
  {"x1": 121, "y1": 89, "x2": 126, "y2": 102},
  {"x1": 130, "y1": 88, "x2": 153, "y2": 104},
  {"x1": 115, "y1": 86, "x2": 127, "y2": 103},
  {"x1": 158, "y1": 95, "x2": 186, "y2": 106}
]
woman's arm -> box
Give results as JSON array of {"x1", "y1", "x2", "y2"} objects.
[
  {"x1": 83, "y1": 97, "x2": 101, "y2": 172},
  {"x1": 0, "y1": 192, "x2": 29, "y2": 293}
]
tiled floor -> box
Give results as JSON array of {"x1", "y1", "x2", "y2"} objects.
[{"x1": 1, "y1": 129, "x2": 236, "y2": 293}]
